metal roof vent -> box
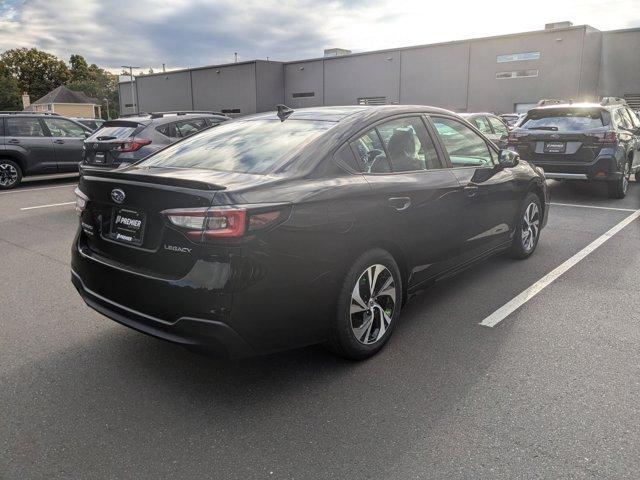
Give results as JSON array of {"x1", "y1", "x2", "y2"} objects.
[{"x1": 545, "y1": 21, "x2": 573, "y2": 30}]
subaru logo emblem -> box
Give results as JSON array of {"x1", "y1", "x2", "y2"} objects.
[{"x1": 111, "y1": 188, "x2": 125, "y2": 204}]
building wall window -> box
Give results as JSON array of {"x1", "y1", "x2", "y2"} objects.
[
  {"x1": 496, "y1": 69, "x2": 539, "y2": 80},
  {"x1": 357, "y1": 96, "x2": 386, "y2": 105},
  {"x1": 292, "y1": 92, "x2": 315, "y2": 98},
  {"x1": 497, "y1": 52, "x2": 540, "y2": 63}
]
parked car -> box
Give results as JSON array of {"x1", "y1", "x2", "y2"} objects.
[
  {"x1": 71, "y1": 117, "x2": 106, "y2": 131},
  {"x1": 0, "y1": 112, "x2": 91, "y2": 189},
  {"x1": 460, "y1": 113, "x2": 509, "y2": 148},
  {"x1": 500, "y1": 113, "x2": 522, "y2": 128},
  {"x1": 72, "y1": 105, "x2": 548, "y2": 359},
  {"x1": 508, "y1": 100, "x2": 640, "y2": 198},
  {"x1": 82, "y1": 111, "x2": 229, "y2": 168}
]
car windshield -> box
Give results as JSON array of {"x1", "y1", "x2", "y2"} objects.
[
  {"x1": 521, "y1": 109, "x2": 605, "y2": 131},
  {"x1": 139, "y1": 119, "x2": 334, "y2": 174},
  {"x1": 87, "y1": 121, "x2": 140, "y2": 140}
]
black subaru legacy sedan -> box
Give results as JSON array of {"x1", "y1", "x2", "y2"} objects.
[{"x1": 72, "y1": 105, "x2": 548, "y2": 359}]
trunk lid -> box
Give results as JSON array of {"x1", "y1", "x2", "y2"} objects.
[
  {"x1": 511, "y1": 128, "x2": 610, "y2": 163},
  {"x1": 78, "y1": 166, "x2": 276, "y2": 278},
  {"x1": 83, "y1": 120, "x2": 147, "y2": 166}
]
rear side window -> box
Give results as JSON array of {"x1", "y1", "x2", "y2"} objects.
[
  {"x1": 376, "y1": 117, "x2": 439, "y2": 172},
  {"x1": 351, "y1": 129, "x2": 388, "y2": 173},
  {"x1": 432, "y1": 117, "x2": 494, "y2": 167},
  {"x1": 156, "y1": 123, "x2": 177, "y2": 138},
  {"x1": 521, "y1": 109, "x2": 605, "y2": 131},
  {"x1": 139, "y1": 119, "x2": 333, "y2": 174},
  {"x1": 174, "y1": 118, "x2": 208, "y2": 137},
  {"x1": 5, "y1": 117, "x2": 46, "y2": 137},
  {"x1": 473, "y1": 116, "x2": 492, "y2": 134},
  {"x1": 488, "y1": 116, "x2": 508, "y2": 135}
]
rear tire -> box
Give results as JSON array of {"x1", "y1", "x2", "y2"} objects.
[
  {"x1": 608, "y1": 161, "x2": 630, "y2": 199},
  {"x1": 326, "y1": 248, "x2": 402, "y2": 360},
  {"x1": 0, "y1": 159, "x2": 22, "y2": 190},
  {"x1": 509, "y1": 192, "x2": 542, "y2": 260}
]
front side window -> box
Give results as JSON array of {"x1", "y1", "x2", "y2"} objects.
[
  {"x1": 432, "y1": 117, "x2": 494, "y2": 167},
  {"x1": 625, "y1": 108, "x2": 640, "y2": 129},
  {"x1": 488, "y1": 116, "x2": 508, "y2": 136},
  {"x1": 473, "y1": 116, "x2": 492, "y2": 134},
  {"x1": 140, "y1": 119, "x2": 333, "y2": 174},
  {"x1": 5, "y1": 117, "x2": 46, "y2": 137},
  {"x1": 44, "y1": 118, "x2": 86, "y2": 137}
]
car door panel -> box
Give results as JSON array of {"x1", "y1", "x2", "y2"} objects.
[
  {"x1": 43, "y1": 118, "x2": 86, "y2": 172},
  {"x1": 430, "y1": 115, "x2": 518, "y2": 260},
  {"x1": 350, "y1": 115, "x2": 469, "y2": 287},
  {"x1": 4, "y1": 117, "x2": 56, "y2": 174}
]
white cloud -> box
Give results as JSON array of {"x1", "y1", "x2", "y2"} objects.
[{"x1": 0, "y1": 0, "x2": 637, "y2": 70}]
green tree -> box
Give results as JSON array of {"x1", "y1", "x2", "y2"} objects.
[
  {"x1": 0, "y1": 48, "x2": 70, "y2": 101},
  {"x1": 0, "y1": 62, "x2": 21, "y2": 110},
  {"x1": 69, "y1": 54, "x2": 90, "y2": 82},
  {"x1": 66, "y1": 61, "x2": 119, "y2": 119}
]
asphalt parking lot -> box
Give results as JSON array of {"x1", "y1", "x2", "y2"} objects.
[{"x1": 1, "y1": 176, "x2": 639, "y2": 479}]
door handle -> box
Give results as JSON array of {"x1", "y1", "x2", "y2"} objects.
[
  {"x1": 388, "y1": 197, "x2": 411, "y2": 211},
  {"x1": 54, "y1": 139, "x2": 65, "y2": 144},
  {"x1": 464, "y1": 185, "x2": 479, "y2": 198},
  {"x1": 7, "y1": 138, "x2": 19, "y2": 144}
]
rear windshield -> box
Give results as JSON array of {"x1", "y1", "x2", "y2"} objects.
[
  {"x1": 138, "y1": 119, "x2": 334, "y2": 174},
  {"x1": 87, "y1": 121, "x2": 141, "y2": 141},
  {"x1": 521, "y1": 109, "x2": 606, "y2": 131}
]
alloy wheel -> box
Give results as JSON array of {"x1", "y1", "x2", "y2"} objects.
[
  {"x1": 622, "y1": 162, "x2": 630, "y2": 194},
  {"x1": 0, "y1": 163, "x2": 18, "y2": 187},
  {"x1": 521, "y1": 202, "x2": 540, "y2": 252},
  {"x1": 350, "y1": 264, "x2": 396, "y2": 345}
]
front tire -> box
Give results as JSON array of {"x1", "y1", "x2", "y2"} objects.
[
  {"x1": 510, "y1": 193, "x2": 542, "y2": 260},
  {"x1": 326, "y1": 248, "x2": 402, "y2": 360},
  {"x1": 0, "y1": 159, "x2": 22, "y2": 190}
]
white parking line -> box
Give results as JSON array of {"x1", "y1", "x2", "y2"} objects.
[
  {"x1": 480, "y1": 208, "x2": 640, "y2": 328},
  {"x1": 0, "y1": 184, "x2": 76, "y2": 195},
  {"x1": 20, "y1": 202, "x2": 75, "y2": 211},
  {"x1": 550, "y1": 202, "x2": 637, "y2": 213}
]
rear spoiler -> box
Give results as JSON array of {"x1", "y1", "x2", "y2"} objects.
[{"x1": 81, "y1": 167, "x2": 227, "y2": 191}]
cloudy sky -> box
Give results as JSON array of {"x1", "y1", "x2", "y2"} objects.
[{"x1": 0, "y1": 0, "x2": 638, "y2": 72}]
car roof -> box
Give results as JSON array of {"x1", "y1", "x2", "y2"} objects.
[
  {"x1": 118, "y1": 113, "x2": 226, "y2": 125},
  {"x1": 460, "y1": 112, "x2": 498, "y2": 118},
  {"x1": 529, "y1": 102, "x2": 612, "y2": 112},
  {"x1": 242, "y1": 105, "x2": 457, "y2": 123}
]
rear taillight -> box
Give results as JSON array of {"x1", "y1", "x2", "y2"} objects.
[
  {"x1": 594, "y1": 131, "x2": 617, "y2": 145},
  {"x1": 115, "y1": 138, "x2": 151, "y2": 152},
  {"x1": 162, "y1": 206, "x2": 288, "y2": 242},
  {"x1": 74, "y1": 187, "x2": 88, "y2": 216}
]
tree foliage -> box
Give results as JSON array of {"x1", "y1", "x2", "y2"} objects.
[
  {"x1": 1, "y1": 48, "x2": 70, "y2": 101},
  {"x1": 0, "y1": 48, "x2": 119, "y2": 118}
]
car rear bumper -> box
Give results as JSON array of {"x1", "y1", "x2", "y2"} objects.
[
  {"x1": 529, "y1": 156, "x2": 622, "y2": 181},
  {"x1": 71, "y1": 269, "x2": 255, "y2": 358}
]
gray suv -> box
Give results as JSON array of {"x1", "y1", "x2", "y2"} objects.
[
  {"x1": 82, "y1": 112, "x2": 229, "y2": 168},
  {"x1": 0, "y1": 112, "x2": 91, "y2": 189}
]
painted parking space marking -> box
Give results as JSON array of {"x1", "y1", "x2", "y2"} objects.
[
  {"x1": 480, "y1": 208, "x2": 640, "y2": 328},
  {"x1": 0, "y1": 184, "x2": 77, "y2": 196},
  {"x1": 550, "y1": 202, "x2": 637, "y2": 213},
  {"x1": 20, "y1": 202, "x2": 75, "y2": 211}
]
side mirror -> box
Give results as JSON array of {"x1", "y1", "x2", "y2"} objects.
[
  {"x1": 499, "y1": 149, "x2": 520, "y2": 168},
  {"x1": 84, "y1": 131, "x2": 91, "y2": 138}
]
